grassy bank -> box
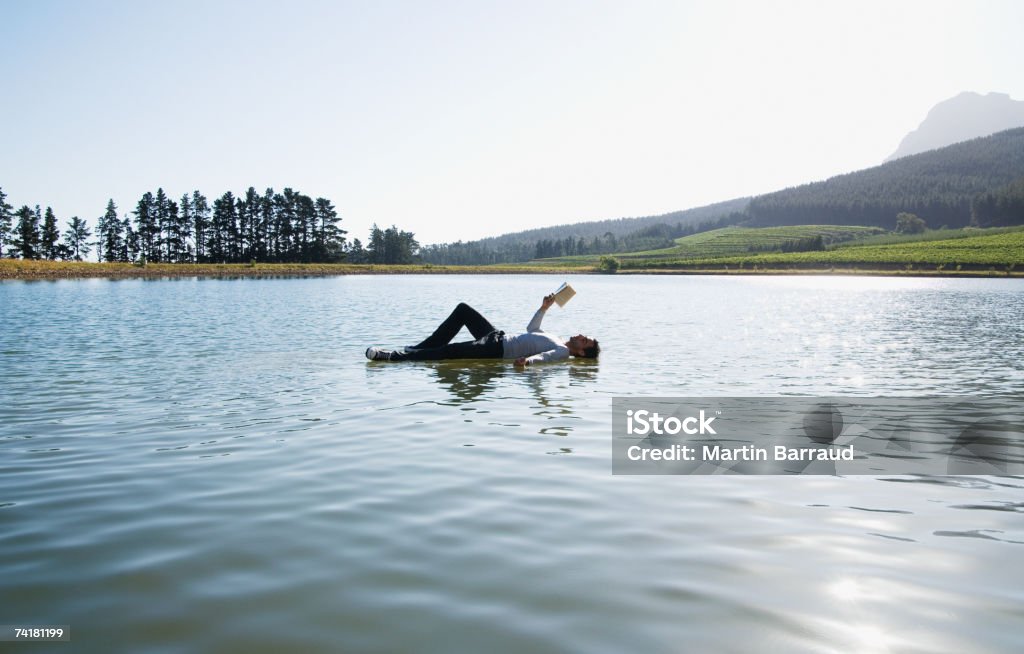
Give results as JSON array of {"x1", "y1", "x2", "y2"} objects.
[
  {"x1": 617, "y1": 265, "x2": 1024, "y2": 277},
  {"x1": 5, "y1": 258, "x2": 1021, "y2": 280},
  {"x1": 0, "y1": 259, "x2": 591, "y2": 280}
]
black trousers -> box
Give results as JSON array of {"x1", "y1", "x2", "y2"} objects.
[{"x1": 395, "y1": 303, "x2": 505, "y2": 361}]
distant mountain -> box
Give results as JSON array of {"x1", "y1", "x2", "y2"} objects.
[
  {"x1": 885, "y1": 92, "x2": 1024, "y2": 162},
  {"x1": 749, "y1": 127, "x2": 1024, "y2": 230}
]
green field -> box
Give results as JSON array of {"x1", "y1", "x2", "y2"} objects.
[
  {"x1": 829, "y1": 226, "x2": 1024, "y2": 249},
  {"x1": 624, "y1": 225, "x2": 884, "y2": 259},
  {"x1": 525, "y1": 224, "x2": 1024, "y2": 273},
  {"x1": 537, "y1": 225, "x2": 885, "y2": 266},
  {"x1": 635, "y1": 227, "x2": 1024, "y2": 270}
]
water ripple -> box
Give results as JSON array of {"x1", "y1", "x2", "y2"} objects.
[{"x1": 1, "y1": 276, "x2": 1022, "y2": 652}]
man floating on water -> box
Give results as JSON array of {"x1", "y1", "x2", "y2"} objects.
[{"x1": 365, "y1": 292, "x2": 599, "y2": 365}]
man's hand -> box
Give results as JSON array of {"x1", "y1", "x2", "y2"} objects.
[
  {"x1": 541, "y1": 293, "x2": 555, "y2": 311},
  {"x1": 514, "y1": 357, "x2": 528, "y2": 366}
]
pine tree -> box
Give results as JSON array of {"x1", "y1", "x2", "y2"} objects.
[
  {"x1": 100, "y1": 200, "x2": 124, "y2": 262},
  {"x1": 134, "y1": 192, "x2": 158, "y2": 262},
  {"x1": 314, "y1": 197, "x2": 345, "y2": 261},
  {"x1": 260, "y1": 188, "x2": 275, "y2": 262},
  {"x1": 11, "y1": 205, "x2": 41, "y2": 259},
  {"x1": 367, "y1": 224, "x2": 385, "y2": 263},
  {"x1": 95, "y1": 203, "x2": 107, "y2": 261},
  {"x1": 155, "y1": 188, "x2": 171, "y2": 261},
  {"x1": 192, "y1": 191, "x2": 210, "y2": 262},
  {"x1": 0, "y1": 187, "x2": 13, "y2": 258},
  {"x1": 232, "y1": 195, "x2": 245, "y2": 261},
  {"x1": 123, "y1": 216, "x2": 139, "y2": 262},
  {"x1": 347, "y1": 237, "x2": 365, "y2": 263},
  {"x1": 165, "y1": 198, "x2": 183, "y2": 261},
  {"x1": 209, "y1": 192, "x2": 236, "y2": 262},
  {"x1": 295, "y1": 193, "x2": 315, "y2": 261},
  {"x1": 176, "y1": 193, "x2": 194, "y2": 263},
  {"x1": 62, "y1": 216, "x2": 92, "y2": 260},
  {"x1": 241, "y1": 187, "x2": 261, "y2": 261},
  {"x1": 40, "y1": 206, "x2": 61, "y2": 259},
  {"x1": 275, "y1": 190, "x2": 296, "y2": 262}
]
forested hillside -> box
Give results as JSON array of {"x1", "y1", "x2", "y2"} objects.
[
  {"x1": 747, "y1": 127, "x2": 1024, "y2": 229},
  {"x1": 419, "y1": 197, "x2": 749, "y2": 264},
  {"x1": 971, "y1": 176, "x2": 1024, "y2": 227}
]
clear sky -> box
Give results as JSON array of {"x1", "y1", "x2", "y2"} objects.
[{"x1": 2, "y1": 0, "x2": 1023, "y2": 245}]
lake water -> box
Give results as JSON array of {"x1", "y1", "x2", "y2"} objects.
[{"x1": 1, "y1": 274, "x2": 1022, "y2": 653}]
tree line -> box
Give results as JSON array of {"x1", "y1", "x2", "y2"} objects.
[
  {"x1": 0, "y1": 188, "x2": 94, "y2": 261},
  {"x1": 418, "y1": 212, "x2": 745, "y2": 264},
  {"x1": 346, "y1": 224, "x2": 420, "y2": 264},
  {"x1": 94, "y1": 187, "x2": 346, "y2": 264},
  {"x1": 0, "y1": 185, "x2": 423, "y2": 265},
  {"x1": 417, "y1": 199, "x2": 749, "y2": 265}
]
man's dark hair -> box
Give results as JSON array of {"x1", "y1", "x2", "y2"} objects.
[{"x1": 582, "y1": 340, "x2": 600, "y2": 359}]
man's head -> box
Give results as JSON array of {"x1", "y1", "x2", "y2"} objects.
[{"x1": 566, "y1": 334, "x2": 600, "y2": 359}]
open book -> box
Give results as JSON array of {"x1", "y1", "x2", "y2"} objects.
[{"x1": 552, "y1": 282, "x2": 576, "y2": 307}]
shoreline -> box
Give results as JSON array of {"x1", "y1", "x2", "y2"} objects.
[
  {"x1": 0, "y1": 261, "x2": 572, "y2": 280},
  {"x1": 2, "y1": 259, "x2": 1022, "y2": 280}
]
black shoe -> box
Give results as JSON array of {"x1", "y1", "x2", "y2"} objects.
[{"x1": 365, "y1": 347, "x2": 397, "y2": 361}]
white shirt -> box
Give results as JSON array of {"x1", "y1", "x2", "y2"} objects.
[{"x1": 501, "y1": 308, "x2": 570, "y2": 364}]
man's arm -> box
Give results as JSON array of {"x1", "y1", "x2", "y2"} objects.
[
  {"x1": 514, "y1": 344, "x2": 571, "y2": 366},
  {"x1": 526, "y1": 294, "x2": 556, "y2": 332}
]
